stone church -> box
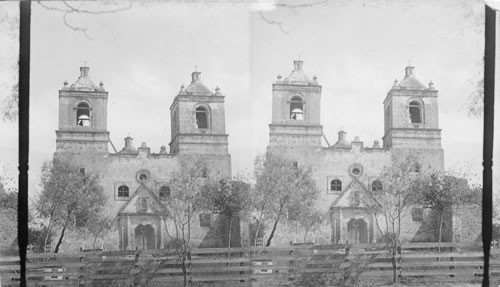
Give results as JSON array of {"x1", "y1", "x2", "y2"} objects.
[
  {"x1": 265, "y1": 60, "x2": 448, "y2": 245},
  {"x1": 55, "y1": 66, "x2": 233, "y2": 251},
  {"x1": 53, "y1": 61, "x2": 477, "y2": 251}
]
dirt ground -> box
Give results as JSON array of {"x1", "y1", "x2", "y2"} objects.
[{"x1": 378, "y1": 283, "x2": 483, "y2": 287}]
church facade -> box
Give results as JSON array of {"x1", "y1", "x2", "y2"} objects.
[
  {"x1": 55, "y1": 67, "x2": 233, "y2": 251},
  {"x1": 265, "y1": 60, "x2": 446, "y2": 245},
  {"x1": 53, "y1": 60, "x2": 476, "y2": 251}
]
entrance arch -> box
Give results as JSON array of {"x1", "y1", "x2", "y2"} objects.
[
  {"x1": 135, "y1": 224, "x2": 155, "y2": 250},
  {"x1": 347, "y1": 218, "x2": 368, "y2": 244}
]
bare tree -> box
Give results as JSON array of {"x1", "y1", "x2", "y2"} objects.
[
  {"x1": 153, "y1": 158, "x2": 210, "y2": 287},
  {"x1": 36, "y1": 1, "x2": 138, "y2": 39},
  {"x1": 368, "y1": 150, "x2": 422, "y2": 283}
]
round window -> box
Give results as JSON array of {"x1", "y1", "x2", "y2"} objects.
[
  {"x1": 136, "y1": 169, "x2": 150, "y2": 182},
  {"x1": 349, "y1": 164, "x2": 363, "y2": 177}
]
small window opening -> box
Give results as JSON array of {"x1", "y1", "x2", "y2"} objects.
[
  {"x1": 199, "y1": 213, "x2": 211, "y2": 227},
  {"x1": 290, "y1": 96, "x2": 304, "y2": 120},
  {"x1": 352, "y1": 192, "x2": 360, "y2": 206},
  {"x1": 330, "y1": 179, "x2": 342, "y2": 191},
  {"x1": 76, "y1": 102, "x2": 91, "y2": 127},
  {"x1": 372, "y1": 180, "x2": 383, "y2": 192},
  {"x1": 139, "y1": 197, "x2": 148, "y2": 212},
  {"x1": 79, "y1": 168, "x2": 85, "y2": 175},
  {"x1": 409, "y1": 101, "x2": 422, "y2": 124},
  {"x1": 411, "y1": 208, "x2": 423, "y2": 222},
  {"x1": 292, "y1": 161, "x2": 298, "y2": 168},
  {"x1": 118, "y1": 185, "x2": 129, "y2": 198},
  {"x1": 159, "y1": 186, "x2": 170, "y2": 200},
  {"x1": 196, "y1": 106, "x2": 209, "y2": 129}
]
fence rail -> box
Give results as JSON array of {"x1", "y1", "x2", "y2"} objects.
[{"x1": 0, "y1": 243, "x2": 498, "y2": 286}]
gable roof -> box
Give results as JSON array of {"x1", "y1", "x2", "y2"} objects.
[
  {"x1": 116, "y1": 184, "x2": 167, "y2": 216},
  {"x1": 330, "y1": 177, "x2": 380, "y2": 209}
]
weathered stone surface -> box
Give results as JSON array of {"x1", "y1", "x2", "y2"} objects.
[{"x1": 53, "y1": 67, "x2": 233, "y2": 252}]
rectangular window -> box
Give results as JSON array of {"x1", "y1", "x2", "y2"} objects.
[
  {"x1": 115, "y1": 183, "x2": 131, "y2": 200},
  {"x1": 79, "y1": 168, "x2": 85, "y2": 175},
  {"x1": 411, "y1": 208, "x2": 423, "y2": 222},
  {"x1": 199, "y1": 213, "x2": 211, "y2": 227},
  {"x1": 292, "y1": 161, "x2": 298, "y2": 168}
]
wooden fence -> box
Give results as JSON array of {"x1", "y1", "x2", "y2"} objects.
[{"x1": 1, "y1": 242, "x2": 498, "y2": 287}]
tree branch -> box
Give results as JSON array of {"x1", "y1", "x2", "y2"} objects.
[
  {"x1": 259, "y1": 11, "x2": 287, "y2": 34},
  {"x1": 36, "y1": 0, "x2": 137, "y2": 39}
]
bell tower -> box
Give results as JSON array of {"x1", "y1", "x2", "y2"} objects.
[
  {"x1": 268, "y1": 60, "x2": 323, "y2": 149},
  {"x1": 383, "y1": 65, "x2": 443, "y2": 169},
  {"x1": 169, "y1": 70, "x2": 229, "y2": 155},
  {"x1": 55, "y1": 66, "x2": 109, "y2": 155}
]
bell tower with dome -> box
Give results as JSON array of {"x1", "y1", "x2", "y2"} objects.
[
  {"x1": 268, "y1": 60, "x2": 323, "y2": 149},
  {"x1": 383, "y1": 65, "x2": 442, "y2": 149},
  {"x1": 383, "y1": 65, "x2": 444, "y2": 169},
  {"x1": 55, "y1": 66, "x2": 110, "y2": 155},
  {"x1": 169, "y1": 69, "x2": 230, "y2": 156}
]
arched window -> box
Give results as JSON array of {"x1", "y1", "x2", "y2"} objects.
[
  {"x1": 372, "y1": 180, "x2": 383, "y2": 192},
  {"x1": 76, "y1": 102, "x2": 91, "y2": 127},
  {"x1": 195, "y1": 106, "x2": 209, "y2": 129},
  {"x1": 159, "y1": 186, "x2": 170, "y2": 200},
  {"x1": 118, "y1": 185, "x2": 129, "y2": 198},
  {"x1": 290, "y1": 96, "x2": 304, "y2": 120},
  {"x1": 409, "y1": 100, "x2": 422, "y2": 124},
  {"x1": 330, "y1": 179, "x2": 342, "y2": 191}
]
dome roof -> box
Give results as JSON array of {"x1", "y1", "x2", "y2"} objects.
[
  {"x1": 182, "y1": 71, "x2": 213, "y2": 96},
  {"x1": 278, "y1": 60, "x2": 318, "y2": 86},
  {"x1": 397, "y1": 66, "x2": 426, "y2": 90},
  {"x1": 65, "y1": 67, "x2": 105, "y2": 92}
]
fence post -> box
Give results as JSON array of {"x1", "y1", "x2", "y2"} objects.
[{"x1": 449, "y1": 256, "x2": 454, "y2": 278}]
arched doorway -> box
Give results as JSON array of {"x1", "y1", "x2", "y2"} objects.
[
  {"x1": 135, "y1": 224, "x2": 155, "y2": 250},
  {"x1": 347, "y1": 218, "x2": 368, "y2": 244}
]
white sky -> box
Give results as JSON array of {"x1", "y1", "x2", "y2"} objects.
[{"x1": 0, "y1": 0, "x2": 498, "y2": 195}]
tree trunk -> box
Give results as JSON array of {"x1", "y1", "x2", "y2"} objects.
[
  {"x1": 54, "y1": 218, "x2": 69, "y2": 253},
  {"x1": 227, "y1": 216, "x2": 233, "y2": 259},
  {"x1": 253, "y1": 220, "x2": 261, "y2": 246},
  {"x1": 266, "y1": 218, "x2": 280, "y2": 247},
  {"x1": 43, "y1": 213, "x2": 54, "y2": 251},
  {"x1": 180, "y1": 250, "x2": 188, "y2": 287},
  {"x1": 93, "y1": 235, "x2": 98, "y2": 249},
  {"x1": 392, "y1": 255, "x2": 397, "y2": 283},
  {"x1": 182, "y1": 258, "x2": 187, "y2": 287},
  {"x1": 82, "y1": 229, "x2": 87, "y2": 251},
  {"x1": 438, "y1": 212, "x2": 443, "y2": 253}
]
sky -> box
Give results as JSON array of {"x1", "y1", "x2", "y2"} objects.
[{"x1": 0, "y1": 0, "x2": 498, "y2": 196}]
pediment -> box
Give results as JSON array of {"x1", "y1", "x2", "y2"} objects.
[
  {"x1": 117, "y1": 184, "x2": 165, "y2": 215},
  {"x1": 330, "y1": 178, "x2": 377, "y2": 209}
]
